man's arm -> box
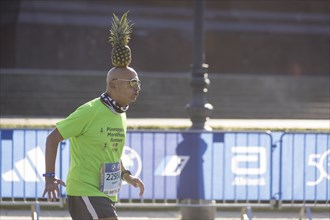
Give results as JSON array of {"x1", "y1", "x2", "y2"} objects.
[
  {"x1": 42, "y1": 128, "x2": 66, "y2": 201},
  {"x1": 45, "y1": 128, "x2": 63, "y2": 173},
  {"x1": 120, "y1": 160, "x2": 145, "y2": 196}
]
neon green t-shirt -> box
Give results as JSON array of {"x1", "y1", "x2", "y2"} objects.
[{"x1": 56, "y1": 97, "x2": 126, "y2": 202}]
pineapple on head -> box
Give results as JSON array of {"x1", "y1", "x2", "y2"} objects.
[{"x1": 109, "y1": 11, "x2": 134, "y2": 67}]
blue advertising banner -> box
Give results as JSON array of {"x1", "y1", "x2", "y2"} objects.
[
  {"x1": 119, "y1": 131, "x2": 273, "y2": 201},
  {"x1": 0, "y1": 129, "x2": 69, "y2": 198},
  {"x1": 1, "y1": 129, "x2": 329, "y2": 204},
  {"x1": 279, "y1": 133, "x2": 330, "y2": 202}
]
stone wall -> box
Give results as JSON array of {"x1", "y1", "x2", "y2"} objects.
[{"x1": 1, "y1": 69, "x2": 329, "y2": 119}]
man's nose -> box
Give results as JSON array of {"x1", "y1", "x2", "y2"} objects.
[{"x1": 134, "y1": 84, "x2": 141, "y2": 91}]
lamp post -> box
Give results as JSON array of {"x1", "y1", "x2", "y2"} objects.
[
  {"x1": 186, "y1": 0, "x2": 213, "y2": 130},
  {"x1": 180, "y1": 0, "x2": 215, "y2": 219}
]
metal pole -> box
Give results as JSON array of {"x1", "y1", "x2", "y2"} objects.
[
  {"x1": 186, "y1": 0, "x2": 213, "y2": 131},
  {"x1": 181, "y1": 1, "x2": 215, "y2": 219}
]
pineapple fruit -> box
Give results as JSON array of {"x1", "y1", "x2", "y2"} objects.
[{"x1": 109, "y1": 11, "x2": 134, "y2": 67}]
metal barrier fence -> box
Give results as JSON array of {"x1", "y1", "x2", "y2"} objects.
[
  {"x1": 278, "y1": 132, "x2": 329, "y2": 207},
  {"x1": 119, "y1": 131, "x2": 274, "y2": 207},
  {"x1": 1, "y1": 129, "x2": 329, "y2": 210},
  {"x1": 0, "y1": 129, "x2": 68, "y2": 207}
]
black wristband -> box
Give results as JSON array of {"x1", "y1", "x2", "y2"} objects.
[
  {"x1": 43, "y1": 173, "x2": 55, "y2": 177},
  {"x1": 121, "y1": 170, "x2": 131, "y2": 180}
]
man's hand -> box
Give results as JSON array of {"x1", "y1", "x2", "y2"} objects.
[
  {"x1": 42, "y1": 177, "x2": 66, "y2": 202},
  {"x1": 123, "y1": 174, "x2": 145, "y2": 197}
]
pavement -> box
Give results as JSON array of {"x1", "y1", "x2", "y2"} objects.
[{"x1": 1, "y1": 207, "x2": 330, "y2": 220}]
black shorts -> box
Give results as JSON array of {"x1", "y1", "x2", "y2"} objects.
[{"x1": 67, "y1": 196, "x2": 117, "y2": 220}]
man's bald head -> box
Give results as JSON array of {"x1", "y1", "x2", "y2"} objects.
[
  {"x1": 106, "y1": 67, "x2": 138, "y2": 84},
  {"x1": 106, "y1": 67, "x2": 139, "y2": 92}
]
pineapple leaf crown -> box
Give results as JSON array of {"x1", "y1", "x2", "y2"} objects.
[{"x1": 109, "y1": 11, "x2": 134, "y2": 47}]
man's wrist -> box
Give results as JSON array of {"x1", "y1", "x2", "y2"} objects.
[
  {"x1": 121, "y1": 170, "x2": 131, "y2": 180},
  {"x1": 45, "y1": 176, "x2": 56, "y2": 183}
]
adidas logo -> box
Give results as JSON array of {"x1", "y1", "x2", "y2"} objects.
[
  {"x1": 2, "y1": 145, "x2": 142, "y2": 183},
  {"x1": 2, "y1": 146, "x2": 46, "y2": 182}
]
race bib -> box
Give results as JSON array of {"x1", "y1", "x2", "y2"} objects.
[{"x1": 99, "y1": 162, "x2": 121, "y2": 196}]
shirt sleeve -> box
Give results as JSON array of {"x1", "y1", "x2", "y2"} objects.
[{"x1": 56, "y1": 102, "x2": 93, "y2": 139}]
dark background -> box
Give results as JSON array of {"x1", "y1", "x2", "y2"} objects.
[
  {"x1": 1, "y1": 0, "x2": 329, "y2": 119},
  {"x1": 1, "y1": 0, "x2": 329, "y2": 75}
]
